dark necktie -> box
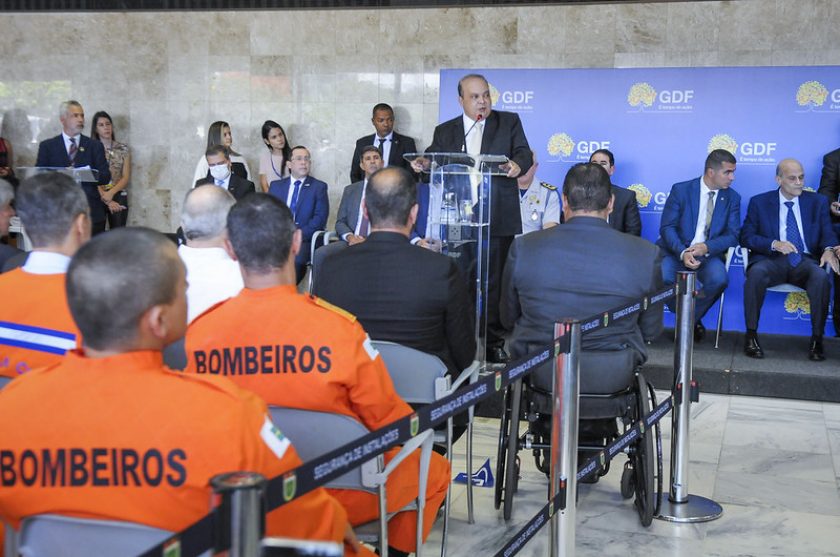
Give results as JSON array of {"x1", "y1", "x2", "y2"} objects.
[
  {"x1": 377, "y1": 137, "x2": 387, "y2": 156},
  {"x1": 289, "y1": 180, "x2": 302, "y2": 216},
  {"x1": 785, "y1": 201, "x2": 804, "y2": 267},
  {"x1": 68, "y1": 137, "x2": 78, "y2": 163}
]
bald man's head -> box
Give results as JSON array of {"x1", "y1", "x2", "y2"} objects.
[
  {"x1": 67, "y1": 228, "x2": 186, "y2": 351},
  {"x1": 181, "y1": 185, "x2": 236, "y2": 242},
  {"x1": 366, "y1": 167, "x2": 417, "y2": 229}
]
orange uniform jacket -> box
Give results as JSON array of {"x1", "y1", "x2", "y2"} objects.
[
  {"x1": 0, "y1": 350, "x2": 350, "y2": 552},
  {"x1": 185, "y1": 285, "x2": 450, "y2": 553},
  {"x1": 0, "y1": 269, "x2": 79, "y2": 379}
]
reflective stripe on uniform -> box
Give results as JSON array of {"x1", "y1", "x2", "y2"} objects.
[{"x1": 0, "y1": 321, "x2": 76, "y2": 355}]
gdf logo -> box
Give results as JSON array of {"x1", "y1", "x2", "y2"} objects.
[
  {"x1": 658, "y1": 90, "x2": 694, "y2": 103},
  {"x1": 491, "y1": 82, "x2": 535, "y2": 111},
  {"x1": 627, "y1": 82, "x2": 695, "y2": 112},
  {"x1": 500, "y1": 90, "x2": 534, "y2": 104},
  {"x1": 576, "y1": 140, "x2": 610, "y2": 155},
  {"x1": 708, "y1": 133, "x2": 777, "y2": 165},
  {"x1": 546, "y1": 133, "x2": 610, "y2": 161}
]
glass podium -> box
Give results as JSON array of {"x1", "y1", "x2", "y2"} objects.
[{"x1": 405, "y1": 152, "x2": 509, "y2": 366}]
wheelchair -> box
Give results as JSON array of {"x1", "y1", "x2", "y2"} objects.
[{"x1": 494, "y1": 347, "x2": 663, "y2": 526}]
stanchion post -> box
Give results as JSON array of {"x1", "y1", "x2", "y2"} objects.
[
  {"x1": 549, "y1": 320, "x2": 580, "y2": 557},
  {"x1": 657, "y1": 271, "x2": 723, "y2": 523},
  {"x1": 211, "y1": 471, "x2": 267, "y2": 556}
]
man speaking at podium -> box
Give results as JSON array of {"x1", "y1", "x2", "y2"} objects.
[
  {"x1": 36, "y1": 100, "x2": 111, "y2": 235},
  {"x1": 420, "y1": 74, "x2": 532, "y2": 363}
]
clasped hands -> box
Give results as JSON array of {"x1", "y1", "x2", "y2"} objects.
[
  {"x1": 770, "y1": 240, "x2": 840, "y2": 274},
  {"x1": 681, "y1": 243, "x2": 709, "y2": 269}
]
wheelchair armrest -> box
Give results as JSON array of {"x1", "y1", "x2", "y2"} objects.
[
  {"x1": 450, "y1": 360, "x2": 480, "y2": 391},
  {"x1": 363, "y1": 429, "x2": 433, "y2": 489}
]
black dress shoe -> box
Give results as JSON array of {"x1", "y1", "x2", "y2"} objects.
[
  {"x1": 744, "y1": 333, "x2": 764, "y2": 359},
  {"x1": 693, "y1": 322, "x2": 706, "y2": 342},
  {"x1": 487, "y1": 346, "x2": 510, "y2": 364},
  {"x1": 809, "y1": 336, "x2": 826, "y2": 361}
]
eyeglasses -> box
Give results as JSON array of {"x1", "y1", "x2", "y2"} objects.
[{"x1": 291, "y1": 156, "x2": 311, "y2": 162}]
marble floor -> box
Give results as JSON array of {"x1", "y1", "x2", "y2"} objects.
[{"x1": 421, "y1": 392, "x2": 840, "y2": 557}]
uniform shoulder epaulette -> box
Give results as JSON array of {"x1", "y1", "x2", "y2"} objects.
[
  {"x1": 540, "y1": 181, "x2": 557, "y2": 191},
  {"x1": 312, "y1": 295, "x2": 357, "y2": 323}
]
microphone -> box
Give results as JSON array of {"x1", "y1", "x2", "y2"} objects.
[{"x1": 462, "y1": 113, "x2": 484, "y2": 153}]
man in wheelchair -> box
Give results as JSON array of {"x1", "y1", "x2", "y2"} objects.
[{"x1": 497, "y1": 162, "x2": 665, "y2": 525}]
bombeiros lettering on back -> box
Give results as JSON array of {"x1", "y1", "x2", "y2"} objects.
[{"x1": 193, "y1": 344, "x2": 332, "y2": 375}]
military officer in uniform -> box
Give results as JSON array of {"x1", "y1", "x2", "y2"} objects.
[{"x1": 517, "y1": 151, "x2": 560, "y2": 235}]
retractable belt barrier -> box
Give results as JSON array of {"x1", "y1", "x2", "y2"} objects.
[{"x1": 138, "y1": 284, "x2": 677, "y2": 557}]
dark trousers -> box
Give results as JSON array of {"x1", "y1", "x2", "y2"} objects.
[
  {"x1": 744, "y1": 255, "x2": 831, "y2": 336},
  {"x1": 486, "y1": 235, "x2": 513, "y2": 350},
  {"x1": 833, "y1": 224, "x2": 840, "y2": 335},
  {"x1": 106, "y1": 192, "x2": 128, "y2": 229},
  {"x1": 91, "y1": 220, "x2": 106, "y2": 236}
]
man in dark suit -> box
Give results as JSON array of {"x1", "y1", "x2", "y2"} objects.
[
  {"x1": 194, "y1": 145, "x2": 255, "y2": 200},
  {"x1": 741, "y1": 158, "x2": 839, "y2": 361},
  {"x1": 312, "y1": 146, "x2": 384, "y2": 275},
  {"x1": 817, "y1": 146, "x2": 840, "y2": 335},
  {"x1": 349, "y1": 103, "x2": 417, "y2": 183},
  {"x1": 657, "y1": 149, "x2": 741, "y2": 341},
  {"x1": 35, "y1": 100, "x2": 111, "y2": 234},
  {"x1": 588, "y1": 149, "x2": 642, "y2": 236},
  {"x1": 501, "y1": 162, "x2": 663, "y2": 370},
  {"x1": 415, "y1": 74, "x2": 532, "y2": 363},
  {"x1": 313, "y1": 166, "x2": 475, "y2": 379},
  {"x1": 268, "y1": 145, "x2": 329, "y2": 283}
]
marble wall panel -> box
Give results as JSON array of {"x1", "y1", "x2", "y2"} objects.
[{"x1": 1, "y1": 2, "x2": 837, "y2": 231}]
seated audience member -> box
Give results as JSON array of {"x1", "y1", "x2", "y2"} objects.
[
  {"x1": 311, "y1": 146, "x2": 384, "y2": 271},
  {"x1": 0, "y1": 228, "x2": 363, "y2": 555},
  {"x1": 349, "y1": 103, "x2": 417, "y2": 183},
  {"x1": 740, "y1": 158, "x2": 839, "y2": 361},
  {"x1": 193, "y1": 120, "x2": 251, "y2": 184},
  {"x1": 657, "y1": 149, "x2": 741, "y2": 342},
  {"x1": 502, "y1": 163, "x2": 663, "y2": 368},
  {"x1": 817, "y1": 145, "x2": 840, "y2": 335},
  {"x1": 0, "y1": 179, "x2": 21, "y2": 271},
  {"x1": 314, "y1": 166, "x2": 476, "y2": 379},
  {"x1": 258, "y1": 120, "x2": 291, "y2": 193},
  {"x1": 0, "y1": 173, "x2": 90, "y2": 380},
  {"x1": 194, "y1": 145, "x2": 255, "y2": 200},
  {"x1": 517, "y1": 150, "x2": 560, "y2": 235},
  {"x1": 178, "y1": 185, "x2": 243, "y2": 323},
  {"x1": 184, "y1": 194, "x2": 449, "y2": 557},
  {"x1": 267, "y1": 146, "x2": 329, "y2": 283},
  {"x1": 587, "y1": 148, "x2": 642, "y2": 236}
]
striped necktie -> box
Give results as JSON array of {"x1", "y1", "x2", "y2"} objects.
[{"x1": 785, "y1": 201, "x2": 804, "y2": 267}]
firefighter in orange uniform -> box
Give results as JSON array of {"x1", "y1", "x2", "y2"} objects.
[
  {"x1": 185, "y1": 193, "x2": 450, "y2": 557},
  {"x1": 0, "y1": 228, "x2": 369, "y2": 556},
  {"x1": 0, "y1": 173, "x2": 88, "y2": 380}
]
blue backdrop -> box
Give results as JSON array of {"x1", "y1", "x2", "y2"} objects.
[{"x1": 439, "y1": 67, "x2": 840, "y2": 335}]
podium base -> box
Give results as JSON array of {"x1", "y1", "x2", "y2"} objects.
[{"x1": 656, "y1": 494, "x2": 723, "y2": 523}]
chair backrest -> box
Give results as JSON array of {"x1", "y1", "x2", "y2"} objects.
[
  {"x1": 162, "y1": 337, "x2": 187, "y2": 370},
  {"x1": 268, "y1": 406, "x2": 379, "y2": 491},
  {"x1": 371, "y1": 340, "x2": 449, "y2": 404},
  {"x1": 579, "y1": 348, "x2": 636, "y2": 396},
  {"x1": 18, "y1": 514, "x2": 172, "y2": 557},
  {"x1": 0, "y1": 376, "x2": 12, "y2": 390}
]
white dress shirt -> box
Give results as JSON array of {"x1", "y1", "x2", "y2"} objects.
[
  {"x1": 22, "y1": 251, "x2": 72, "y2": 275},
  {"x1": 62, "y1": 132, "x2": 82, "y2": 157},
  {"x1": 285, "y1": 175, "x2": 307, "y2": 208},
  {"x1": 374, "y1": 132, "x2": 393, "y2": 167},
  {"x1": 690, "y1": 177, "x2": 719, "y2": 245},
  {"x1": 462, "y1": 114, "x2": 484, "y2": 155},
  {"x1": 178, "y1": 245, "x2": 244, "y2": 323},
  {"x1": 778, "y1": 191, "x2": 810, "y2": 254}
]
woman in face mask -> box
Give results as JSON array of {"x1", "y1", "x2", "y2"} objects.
[{"x1": 192, "y1": 121, "x2": 252, "y2": 186}]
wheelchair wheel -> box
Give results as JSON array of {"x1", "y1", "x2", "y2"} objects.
[
  {"x1": 502, "y1": 380, "x2": 523, "y2": 521},
  {"x1": 633, "y1": 374, "x2": 656, "y2": 527},
  {"x1": 620, "y1": 461, "x2": 634, "y2": 499},
  {"x1": 494, "y1": 385, "x2": 511, "y2": 510},
  {"x1": 648, "y1": 381, "x2": 664, "y2": 517}
]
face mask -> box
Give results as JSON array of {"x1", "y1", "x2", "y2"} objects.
[{"x1": 209, "y1": 164, "x2": 231, "y2": 181}]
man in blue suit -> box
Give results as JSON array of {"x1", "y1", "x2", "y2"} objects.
[
  {"x1": 36, "y1": 100, "x2": 111, "y2": 234},
  {"x1": 740, "y1": 159, "x2": 839, "y2": 361},
  {"x1": 268, "y1": 145, "x2": 328, "y2": 283},
  {"x1": 657, "y1": 149, "x2": 741, "y2": 341}
]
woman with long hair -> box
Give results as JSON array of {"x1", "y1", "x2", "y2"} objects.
[
  {"x1": 258, "y1": 120, "x2": 291, "y2": 193},
  {"x1": 91, "y1": 111, "x2": 130, "y2": 228},
  {"x1": 192, "y1": 121, "x2": 251, "y2": 185}
]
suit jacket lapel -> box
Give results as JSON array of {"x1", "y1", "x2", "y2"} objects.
[
  {"x1": 769, "y1": 192, "x2": 781, "y2": 241},
  {"x1": 480, "y1": 112, "x2": 498, "y2": 155},
  {"x1": 689, "y1": 180, "x2": 701, "y2": 231},
  {"x1": 389, "y1": 136, "x2": 400, "y2": 166},
  {"x1": 711, "y1": 189, "x2": 727, "y2": 233}
]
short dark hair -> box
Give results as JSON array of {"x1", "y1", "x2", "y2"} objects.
[
  {"x1": 16, "y1": 172, "x2": 89, "y2": 247},
  {"x1": 562, "y1": 163, "x2": 612, "y2": 212},
  {"x1": 205, "y1": 144, "x2": 230, "y2": 160},
  {"x1": 365, "y1": 167, "x2": 416, "y2": 228},
  {"x1": 227, "y1": 194, "x2": 296, "y2": 273},
  {"x1": 90, "y1": 111, "x2": 115, "y2": 142},
  {"x1": 705, "y1": 149, "x2": 736, "y2": 171},
  {"x1": 67, "y1": 228, "x2": 182, "y2": 351},
  {"x1": 290, "y1": 145, "x2": 309, "y2": 157},
  {"x1": 372, "y1": 103, "x2": 393, "y2": 116},
  {"x1": 360, "y1": 145, "x2": 381, "y2": 158},
  {"x1": 457, "y1": 74, "x2": 488, "y2": 97},
  {"x1": 589, "y1": 148, "x2": 614, "y2": 167}
]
